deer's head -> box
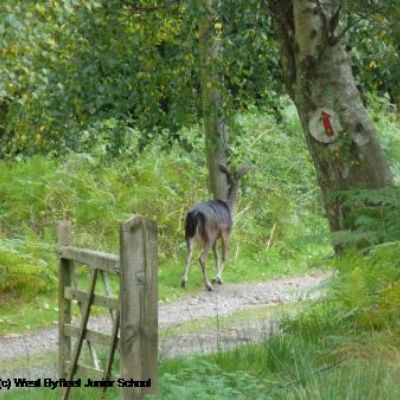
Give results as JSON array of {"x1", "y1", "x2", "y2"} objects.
[{"x1": 219, "y1": 163, "x2": 252, "y2": 209}]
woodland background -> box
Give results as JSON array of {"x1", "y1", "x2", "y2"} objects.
[{"x1": 1, "y1": 1, "x2": 400, "y2": 399}]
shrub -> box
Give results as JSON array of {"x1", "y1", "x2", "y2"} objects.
[{"x1": 0, "y1": 238, "x2": 55, "y2": 300}]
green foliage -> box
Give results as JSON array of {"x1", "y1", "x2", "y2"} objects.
[
  {"x1": 329, "y1": 242, "x2": 400, "y2": 330},
  {"x1": 0, "y1": 238, "x2": 54, "y2": 299},
  {"x1": 156, "y1": 305, "x2": 400, "y2": 400},
  {"x1": 0, "y1": 105, "x2": 330, "y2": 304},
  {"x1": 0, "y1": 385, "x2": 118, "y2": 400},
  {"x1": 345, "y1": 1, "x2": 400, "y2": 108},
  {"x1": 218, "y1": 0, "x2": 283, "y2": 112},
  {"x1": 1, "y1": 0, "x2": 398, "y2": 159},
  {"x1": 229, "y1": 102, "x2": 330, "y2": 263},
  {"x1": 0, "y1": 0, "x2": 283, "y2": 157},
  {"x1": 323, "y1": 94, "x2": 400, "y2": 249},
  {"x1": 368, "y1": 93, "x2": 400, "y2": 177},
  {"x1": 153, "y1": 359, "x2": 269, "y2": 400},
  {"x1": 334, "y1": 187, "x2": 400, "y2": 247}
]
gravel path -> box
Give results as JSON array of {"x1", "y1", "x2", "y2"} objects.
[{"x1": 0, "y1": 272, "x2": 331, "y2": 365}]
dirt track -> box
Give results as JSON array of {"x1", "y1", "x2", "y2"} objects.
[{"x1": 0, "y1": 272, "x2": 330, "y2": 366}]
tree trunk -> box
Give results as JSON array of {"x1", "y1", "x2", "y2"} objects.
[
  {"x1": 267, "y1": 0, "x2": 393, "y2": 245},
  {"x1": 0, "y1": 97, "x2": 9, "y2": 146},
  {"x1": 198, "y1": 0, "x2": 228, "y2": 200}
]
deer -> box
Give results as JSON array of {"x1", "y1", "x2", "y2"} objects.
[{"x1": 181, "y1": 163, "x2": 252, "y2": 291}]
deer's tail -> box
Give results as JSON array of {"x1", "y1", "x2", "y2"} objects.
[{"x1": 185, "y1": 210, "x2": 205, "y2": 240}]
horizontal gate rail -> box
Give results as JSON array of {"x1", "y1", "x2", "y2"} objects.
[
  {"x1": 64, "y1": 324, "x2": 119, "y2": 348},
  {"x1": 63, "y1": 362, "x2": 104, "y2": 380},
  {"x1": 64, "y1": 287, "x2": 119, "y2": 310},
  {"x1": 59, "y1": 246, "x2": 120, "y2": 274}
]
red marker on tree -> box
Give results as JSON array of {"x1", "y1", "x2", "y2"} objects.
[{"x1": 320, "y1": 111, "x2": 334, "y2": 137}]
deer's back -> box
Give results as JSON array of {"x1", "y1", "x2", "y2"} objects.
[{"x1": 186, "y1": 200, "x2": 232, "y2": 241}]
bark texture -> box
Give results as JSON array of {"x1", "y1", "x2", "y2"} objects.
[
  {"x1": 267, "y1": 0, "x2": 393, "y2": 237},
  {"x1": 198, "y1": 0, "x2": 228, "y2": 200}
]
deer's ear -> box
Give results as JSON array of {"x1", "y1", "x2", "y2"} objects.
[
  {"x1": 237, "y1": 164, "x2": 253, "y2": 178},
  {"x1": 219, "y1": 164, "x2": 230, "y2": 175}
]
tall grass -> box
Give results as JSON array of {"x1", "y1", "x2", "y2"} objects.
[{"x1": 153, "y1": 300, "x2": 400, "y2": 399}]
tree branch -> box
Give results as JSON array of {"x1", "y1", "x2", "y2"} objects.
[
  {"x1": 313, "y1": 0, "x2": 343, "y2": 45},
  {"x1": 123, "y1": 0, "x2": 181, "y2": 14},
  {"x1": 314, "y1": 0, "x2": 329, "y2": 30},
  {"x1": 330, "y1": 5, "x2": 342, "y2": 35},
  {"x1": 331, "y1": 2, "x2": 389, "y2": 44},
  {"x1": 332, "y1": 15, "x2": 366, "y2": 44}
]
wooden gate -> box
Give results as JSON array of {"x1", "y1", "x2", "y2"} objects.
[{"x1": 57, "y1": 216, "x2": 157, "y2": 400}]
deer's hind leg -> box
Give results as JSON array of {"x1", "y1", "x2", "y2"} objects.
[
  {"x1": 199, "y1": 239, "x2": 214, "y2": 291},
  {"x1": 181, "y1": 237, "x2": 194, "y2": 288},
  {"x1": 212, "y1": 240, "x2": 223, "y2": 285}
]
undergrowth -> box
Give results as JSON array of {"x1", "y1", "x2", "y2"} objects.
[
  {"x1": 152, "y1": 240, "x2": 400, "y2": 399},
  {"x1": 3, "y1": 201, "x2": 400, "y2": 398},
  {"x1": 0, "y1": 101, "x2": 331, "y2": 308},
  {"x1": 329, "y1": 241, "x2": 400, "y2": 330},
  {"x1": 1, "y1": 92, "x2": 399, "y2": 350},
  {"x1": 154, "y1": 141, "x2": 400, "y2": 400}
]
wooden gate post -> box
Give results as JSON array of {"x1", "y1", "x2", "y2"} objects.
[
  {"x1": 57, "y1": 220, "x2": 73, "y2": 379},
  {"x1": 120, "y1": 215, "x2": 158, "y2": 400}
]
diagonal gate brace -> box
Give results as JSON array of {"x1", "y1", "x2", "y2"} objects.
[{"x1": 62, "y1": 268, "x2": 98, "y2": 400}]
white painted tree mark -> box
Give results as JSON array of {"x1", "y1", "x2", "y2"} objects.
[{"x1": 308, "y1": 108, "x2": 342, "y2": 143}]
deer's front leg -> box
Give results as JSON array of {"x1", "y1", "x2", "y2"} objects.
[
  {"x1": 199, "y1": 242, "x2": 213, "y2": 291},
  {"x1": 215, "y1": 233, "x2": 228, "y2": 284}
]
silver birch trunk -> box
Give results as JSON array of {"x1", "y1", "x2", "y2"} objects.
[{"x1": 268, "y1": 0, "x2": 393, "y2": 244}]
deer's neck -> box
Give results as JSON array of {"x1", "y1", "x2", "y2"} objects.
[{"x1": 226, "y1": 183, "x2": 240, "y2": 213}]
